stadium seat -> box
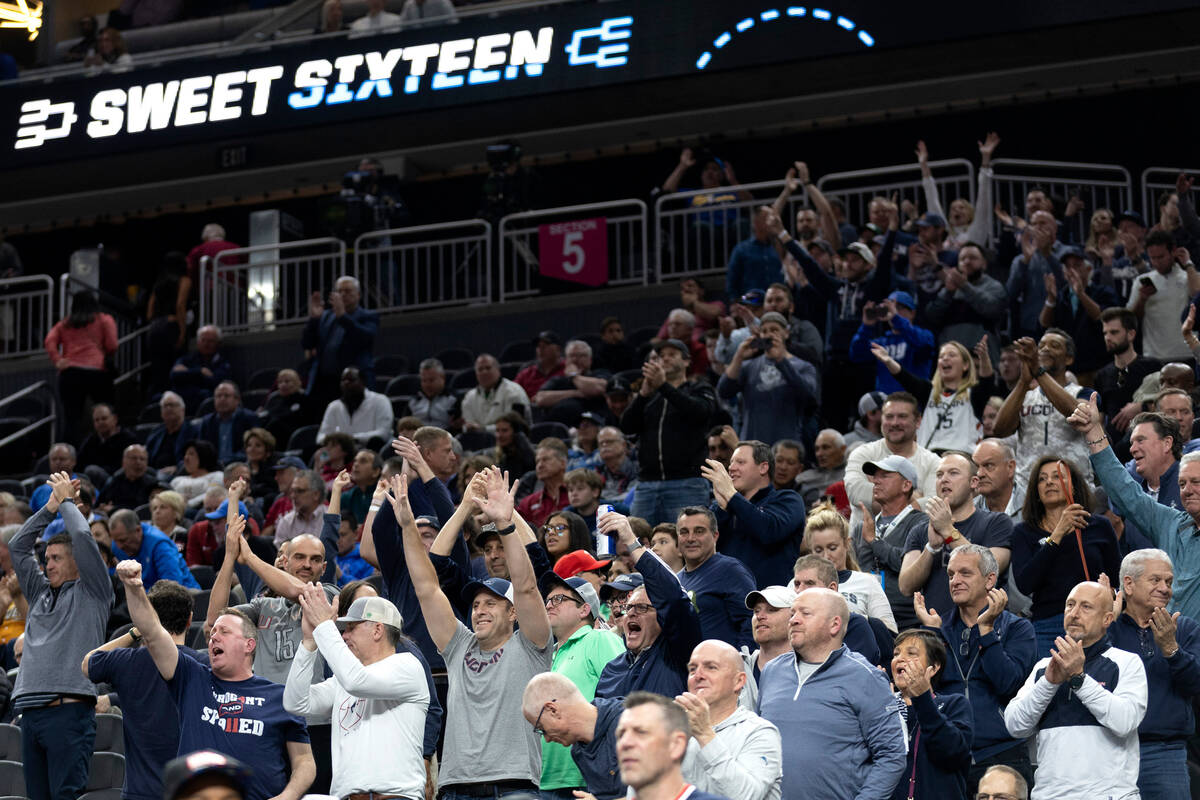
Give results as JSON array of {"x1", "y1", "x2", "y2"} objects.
[
  {"x1": 0, "y1": 480, "x2": 25, "y2": 499},
  {"x1": 386, "y1": 375, "x2": 422, "y2": 396},
  {"x1": 32, "y1": 454, "x2": 50, "y2": 475},
  {"x1": 286, "y1": 425, "x2": 320, "y2": 462},
  {"x1": 366, "y1": 574, "x2": 383, "y2": 593},
  {"x1": 0, "y1": 724, "x2": 20, "y2": 761},
  {"x1": 616, "y1": 369, "x2": 642, "y2": 386},
  {"x1": 434, "y1": 347, "x2": 475, "y2": 371},
  {"x1": 83, "y1": 465, "x2": 111, "y2": 489},
  {"x1": 500, "y1": 362, "x2": 526, "y2": 380},
  {"x1": 195, "y1": 397, "x2": 216, "y2": 417},
  {"x1": 138, "y1": 403, "x2": 161, "y2": 424},
  {"x1": 449, "y1": 370, "x2": 478, "y2": 391},
  {"x1": 20, "y1": 474, "x2": 47, "y2": 497},
  {"x1": 389, "y1": 396, "x2": 413, "y2": 419},
  {"x1": 190, "y1": 564, "x2": 215, "y2": 590},
  {"x1": 0, "y1": 760, "x2": 23, "y2": 795},
  {"x1": 79, "y1": 790, "x2": 123, "y2": 800},
  {"x1": 85, "y1": 752, "x2": 125, "y2": 791},
  {"x1": 187, "y1": 621, "x2": 206, "y2": 650},
  {"x1": 374, "y1": 355, "x2": 410, "y2": 376},
  {"x1": 247, "y1": 367, "x2": 280, "y2": 391},
  {"x1": 457, "y1": 430, "x2": 495, "y2": 452},
  {"x1": 134, "y1": 422, "x2": 159, "y2": 442},
  {"x1": 577, "y1": 332, "x2": 604, "y2": 350},
  {"x1": 134, "y1": 503, "x2": 152, "y2": 522},
  {"x1": 499, "y1": 340, "x2": 535, "y2": 363},
  {"x1": 530, "y1": 422, "x2": 570, "y2": 444},
  {"x1": 242, "y1": 388, "x2": 270, "y2": 410},
  {"x1": 628, "y1": 326, "x2": 659, "y2": 347},
  {"x1": 93, "y1": 714, "x2": 124, "y2": 755},
  {"x1": 189, "y1": 589, "x2": 211, "y2": 623}
]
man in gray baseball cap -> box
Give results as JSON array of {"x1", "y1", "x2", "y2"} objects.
[
  {"x1": 284, "y1": 586, "x2": 430, "y2": 800},
  {"x1": 855, "y1": 453, "x2": 928, "y2": 630}
]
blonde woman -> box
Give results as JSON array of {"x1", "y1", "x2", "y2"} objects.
[
  {"x1": 871, "y1": 338, "x2": 1000, "y2": 453},
  {"x1": 802, "y1": 502, "x2": 897, "y2": 632}
]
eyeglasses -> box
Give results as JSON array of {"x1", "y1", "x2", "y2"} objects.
[
  {"x1": 959, "y1": 626, "x2": 972, "y2": 657},
  {"x1": 624, "y1": 603, "x2": 655, "y2": 617},
  {"x1": 532, "y1": 701, "x2": 553, "y2": 736},
  {"x1": 542, "y1": 524, "x2": 569, "y2": 535},
  {"x1": 975, "y1": 794, "x2": 1018, "y2": 800},
  {"x1": 546, "y1": 594, "x2": 582, "y2": 608}
]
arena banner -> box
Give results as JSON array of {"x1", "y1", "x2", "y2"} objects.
[{"x1": 1, "y1": 0, "x2": 1192, "y2": 167}]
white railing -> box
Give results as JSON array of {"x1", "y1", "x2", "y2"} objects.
[
  {"x1": 816, "y1": 158, "x2": 976, "y2": 233},
  {"x1": 498, "y1": 199, "x2": 648, "y2": 302},
  {"x1": 0, "y1": 381, "x2": 56, "y2": 451},
  {"x1": 199, "y1": 238, "x2": 346, "y2": 333},
  {"x1": 990, "y1": 159, "x2": 1132, "y2": 243},
  {"x1": 113, "y1": 324, "x2": 153, "y2": 385},
  {"x1": 0, "y1": 275, "x2": 55, "y2": 359},
  {"x1": 655, "y1": 180, "x2": 808, "y2": 282},
  {"x1": 354, "y1": 220, "x2": 492, "y2": 313},
  {"x1": 1141, "y1": 167, "x2": 1195, "y2": 224}
]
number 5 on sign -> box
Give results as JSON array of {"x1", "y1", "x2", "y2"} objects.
[{"x1": 538, "y1": 217, "x2": 608, "y2": 286}]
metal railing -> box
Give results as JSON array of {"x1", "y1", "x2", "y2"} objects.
[
  {"x1": 354, "y1": 220, "x2": 492, "y2": 313},
  {"x1": 0, "y1": 381, "x2": 56, "y2": 451},
  {"x1": 816, "y1": 158, "x2": 976, "y2": 233},
  {"x1": 990, "y1": 159, "x2": 1132, "y2": 244},
  {"x1": 655, "y1": 180, "x2": 808, "y2": 282},
  {"x1": 199, "y1": 237, "x2": 346, "y2": 333},
  {"x1": 1142, "y1": 167, "x2": 1195, "y2": 224},
  {"x1": 498, "y1": 200, "x2": 648, "y2": 302},
  {"x1": 0, "y1": 275, "x2": 55, "y2": 359},
  {"x1": 113, "y1": 325, "x2": 152, "y2": 386}
]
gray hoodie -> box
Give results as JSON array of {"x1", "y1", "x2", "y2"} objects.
[{"x1": 12, "y1": 502, "x2": 113, "y2": 705}]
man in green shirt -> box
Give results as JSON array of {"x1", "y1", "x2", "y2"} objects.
[{"x1": 538, "y1": 574, "x2": 625, "y2": 799}]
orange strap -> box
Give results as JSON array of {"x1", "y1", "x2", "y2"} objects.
[{"x1": 1056, "y1": 461, "x2": 1090, "y2": 581}]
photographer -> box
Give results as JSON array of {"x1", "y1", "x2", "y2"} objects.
[
  {"x1": 848, "y1": 291, "x2": 935, "y2": 394},
  {"x1": 479, "y1": 142, "x2": 531, "y2": 222},
  {"x1": 331, "y1": 157, "x2": 409, "y2": 242},
  {"x1": 717, "y1": 312, "x2": 819, "y2": 444}
]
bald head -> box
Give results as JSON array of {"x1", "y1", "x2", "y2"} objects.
[
  {"x1": 789, "y1": 587, "x2": 849, "y2": 662},
  {"x1": 686, "y1": 640, "x2": 747, "y2": 713},
  {"x1": 1064, "y1": 581, "x2": 1115, "y2": 647}
]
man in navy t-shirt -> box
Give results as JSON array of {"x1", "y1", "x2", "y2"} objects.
[
  {"x1": 83, "y1": 581, "x2": 202, "y2": 800},
  {"x1": 113, "y1": 536, "x2": 315, "y2": 800}
]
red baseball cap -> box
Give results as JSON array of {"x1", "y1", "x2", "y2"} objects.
[{"x1": 554, "y1": 550, "x2": 612, "y2": 579}]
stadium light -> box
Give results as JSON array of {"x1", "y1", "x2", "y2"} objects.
[{"x1": 0, "y1": 0, "x2": 42, "y2": 41}]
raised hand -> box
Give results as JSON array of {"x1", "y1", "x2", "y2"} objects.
[
  {"x1": 1150, "y1": 607, "x2": 1181, "y2": 655},
  {"x1": 115, "y1": 559, "x2": 143, "y2": 587},
  {"x1": 1020, "y1": 228, "x2": 1037, "y2": 263},
  {"x1": 478, "y1": 467, "x2": 517, "y2": 524},
  {"x1": 793, "y1": 161, "x2": 811, "y2": 185},
  {"x1": 977, "y1": 588, "x2": 1009, "y2": 634},
  {"x1": 674, "y1": 691, "x2": 715, "y2": 743},
  {"x1": 1177, "y1": 172, "x2": 1193, "y2": 197},
  {"x1": 858, "y1": 503, "x2": 876, "y2": 543},
  {"x1": 329, "y1": 289, "x2": 345, "y2": 317},
  {"x1": 1048, "y1": 636, "x2": 1085, "y2": 683},
  {"x1": 384, "y1": 473, "x2": 414, "y2": 526},
  {"x1": 913, "y1": 592, "x2": 942, "y2": 628},
  {"x1": 915, "y1": 140, "x2": 929, "y2": 168},
  {"x1": 1049, "y1": 503, "x2": 1090, "y2": 544},
  {"x1": 331, "y1": 469, "x2": 352, "y2": 496},
  {"x1": 1014, "y1": 337, "x2": 1039, "y2": 373},
  {"x1": 760, "y1": 206, "x2": 784, "y2": 236},
  {"x1": 973, "y1": 335, "x2": 993, "y2": 376},
  {"x1": 1175, "y1": 247, "x2": 1193, "y2": 267},
  {"x1": 640, "y1": 359, "x2": 666, "y2": 395},
  {"x1": 227, "y1": 515, "x2": 249, "y2": 563},
  {"x1": 783, "y1": 166, "x2": 799, "y2": 194},
  {"x1": 679, "y1": 148, "x2": 695, "y2": 168},
  {"x1": 978, "y1": 132, "x2": 1000, "y2": 166},
  {"x1": 308, "y1": 291, "x2": 324, "y2": 318},
  {"x1": 227, "y1": 476, "x2": 248, "y2": 501},
  {"x1": 925, "y1": 496, "x2": 953, "y2": 539},
  {"x1": 700, "y1": 459, "x2": 736, "y2": 507},
  {"x1": 1043, "y1": 271, "x2": 1057, "y2": 301},
  {"x1": 869, "y1": 342, "x2": 901, "y2": 376},
  {"x1": 48, "y1": 472, "x2": 77, "y2": 506},
  {"x1": 1067, "y1": 393, "x2": 1103, "y2": 436},
  {"x1": 895, "y1": 656, "x2": 936, "y2": 697},
  {"x1": 1183, "y1": 304, "x2": 1196, "y2": 341},
  {"x1": 298, "y1": 583, "x2": 338, "y2": 634}
]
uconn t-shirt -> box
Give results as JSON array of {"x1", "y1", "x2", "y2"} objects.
[{"x1": 168, "y1": 651, "x2": 309, "y2": 800}]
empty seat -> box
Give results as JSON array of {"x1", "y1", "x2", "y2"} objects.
[
  {"x1": 286, "y1": 425, "x2": 320, "y2": 462},
  {"x1": 247, "y1": 367, "x2": 280, "y2": 391},
  {"x1": 385, "y1": 375, "x2": 422, "y2": 396},
  {"x1": 85, "y1": 752, "x2": 125, "y2": 791},
  {"x1": 134, "y1": 503, "x2": 152, "y2": 522},
  {"x1": 456, "y1": 430, "x2": 495, "y2": 452},
  {"x1": 195, "y1": 397, "x2": 216, "y2": 417},
  {"x1": 21, "y1": 474, "x2": 47, "y2": 497},
  {"x1": 530, "y1": 421, "x2": 570, "y2": 444},
  {"x1": 93, "y1": 714, "x2": 124, "y2": 755},
  {"x1": 134, "y1": 422, "x2": 159, "y2": 442},
  {"x1": 389, "y1": 396, "x2": 413, "y2": 419},
  {"x1": 434, "y1": 347, "x2": 475, "y2": 371},
  {"x1": 189, "y1": 589, "x2": 211, "y2": 623},
  {"x1": 374, "y1": 355, "x2": 410, "y2": 376},
  {"x1": 0, "y1": 725, "x2": 20, "y2": 761},
  {"x1": 500, "y1": 361, "x2": 526, "y2": 381},
  {"x1": 189, "y1": 564, "x2": 215, "y2": 590},
  {"x1": 242, "y1": 388, "x2": 270, "y2": 410},
  {"x1": 0, "y1": 760, "x2": 24, "y2": 796},
  {"x1": 137, "y1": 403, "x2": 161, "y2": 424},
  {"x1": 499, "y1": 340, "x2": 535, "y2": 363},
  {"x1": 449, "y1": 370, "x2": 477, "y2": 391},
  {"x1": 0, "y1": 480, "x2": 24, "y2": 498}
]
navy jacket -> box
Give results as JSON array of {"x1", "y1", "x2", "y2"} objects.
[
  {"x1": 302, "y1": 306, "x2": 379, "y2": 390},
  {"x1": 369, "y1": 476, "x2": 458, "y2": 669},
  {"x1": 891, "y1": 691, "x2": 973, "y2": 800},
  {"x1": 143, "y1": 422, "x2": 196, "y2": 471},
  {"x1": 936, "y1": 608, "x2": 1036, "y2": 760},
  {"x1": 169, "y1": 350, "x2": 233, "y2": 411},
  {"x1": 845, "y1": 612, "x2": 882, "y2": 668},
  {"x1": 712, "y1": 485, "x2": 807, "y2": 587},
  {"x1": 677, "y1": 553, "x2": 755, "y2": 650},
  {"x1": 194, "y1": 407, "x2": 261, "y2": 463},
  {"x1": 571, "y1": 697, "x2": 626, "y2": 800},
  {"x1": 596, "y1": 549, "x2": 702, "y2": 700},
  {"x1": 1110, "y1": 611, "x2": 1200, "y2": 742}
]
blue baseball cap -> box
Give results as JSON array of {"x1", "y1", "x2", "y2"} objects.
[
  {"x1": 915, "y1": 212, "x2": 946, "y2": 228},
  {"x1": 204, "y1": 500, "x2": 249, "y2": 520},
  {"x1": 273, "y1": 456, "x2": 306, "y2": 471},
  {"x1": 599, "y1": 572, "x2": 644, "y2": 601},
  {"x1": 887, "y1": 290, "x2": 916, "y2": 310},
  {"x1": 462, "y1": 576, "x2": 514, "y2": 605}
]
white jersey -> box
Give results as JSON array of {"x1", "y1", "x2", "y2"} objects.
[
  {"x1": 1015, "y1": 381, "x2": 1093, "y2": 491},
  {"x1": 915, "y1": 390, "x2": 980, "y2": 453}
]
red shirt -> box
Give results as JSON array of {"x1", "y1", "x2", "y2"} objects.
[
  {"x1": 516, "y1": 483, "x2": 570, "y2": 528},
  {"x1": 186, "y1": 239, "x2": 242, "y2": 277},
  {"x1": 265, "y1": 495, "x2": 293, "y2": 527},
  {"x1": 515, "y1": 361, "x2": 565, "y2": 398},
  {"x1": 185, "y1": 517, "x2": 262, "y2": 566}
]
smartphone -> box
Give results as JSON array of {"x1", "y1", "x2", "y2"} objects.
[
  {"x1": 1139, "y1": 275, "x2": 1157, "y2": 293},
  {"x1": 749, "y1": 337, "x2": 768, "y2": 350}
]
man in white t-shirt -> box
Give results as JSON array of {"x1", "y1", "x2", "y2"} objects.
[
  {"x1": 1128, "y1": 230, "x2": 1198, "y2": 361},
  {"x1": 284, "y1": 591, "x2": 429, "y2": 800},
  {"x1": 349, "y1": 0, "x2": 400, "y2": 35},
  {"x1": 992, "y1": 329, "x2": 1096, "y2": 491},
  {"x1": 844, "y1": 392, "x2": 940, "y2": 529}
]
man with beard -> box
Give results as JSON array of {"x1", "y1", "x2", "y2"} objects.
[
  {"x1": 317, "y1": 367, "x2": 393, "y2": 446},
  {"x1": 1094, "y1": 308, "x2": 1162, "y2": 440}
]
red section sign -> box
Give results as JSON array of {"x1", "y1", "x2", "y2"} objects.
[{"x1": 538, "y1": 217, "x2": 608, "y2": 286}]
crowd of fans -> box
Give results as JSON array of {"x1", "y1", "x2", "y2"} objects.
[{"x1": 6, "y1": 138, "x2": 1200, "y2": 800}]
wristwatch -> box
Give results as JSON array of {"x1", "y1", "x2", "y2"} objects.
[
  {"x1": 1068, "y1": 673, "x2": 1084, "y2": 691},
  {"x1": 1033, "y1": 366, "x2": 1049, "y2": 378}
]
